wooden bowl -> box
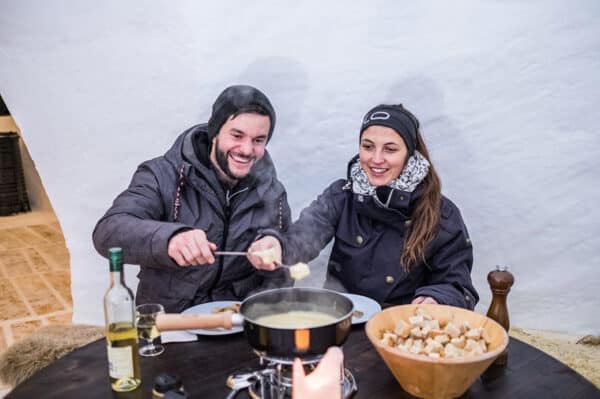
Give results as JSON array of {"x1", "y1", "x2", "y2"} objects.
[{"x1": 365, "y1": 304, "x2": 509, "y2": 399}]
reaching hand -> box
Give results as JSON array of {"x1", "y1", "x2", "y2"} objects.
[
  {"x1": 292, "y1": 347, "x2": 343, "y2": 399},
  {"x1": 167, "y1": 229, "x2": 217, "y2": 266},
  {"x1": 411, "y1": 296, "x2": 438, "y2": 305},
  {"x1": 246, "y1": 236, "x2": 282, "y2": 271}
]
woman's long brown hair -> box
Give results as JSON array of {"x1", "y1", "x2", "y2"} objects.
[{"x1": 401, "y1": 130, "x2": 442, "y2": 270}]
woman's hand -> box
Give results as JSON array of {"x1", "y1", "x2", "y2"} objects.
[
  {"x1": 247, "y1": 236, "x2": 282, "y2": 271},
  {"x1": 411, "y1": 296, "x2": 438, "y2": 305},
  {"x1": 292, "y1": 347, "x2": 343, "y2": 399}
]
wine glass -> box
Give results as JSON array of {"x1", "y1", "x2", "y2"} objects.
[{"x1": 135, "y1": 303, "x2": 165, "y2": 357}]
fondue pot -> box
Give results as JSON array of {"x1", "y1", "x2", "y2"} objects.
[{"x1": 156, "y1": 287, "x2": 354, "y2": 357}]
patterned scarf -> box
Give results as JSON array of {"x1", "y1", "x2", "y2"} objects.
[{"x1": 350, "y1": 150, "x2": 430, "y2": 195}]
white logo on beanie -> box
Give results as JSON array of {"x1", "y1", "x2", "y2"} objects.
[{"x1": 363, "y1": 111, "x2": 390, "y2": 124}]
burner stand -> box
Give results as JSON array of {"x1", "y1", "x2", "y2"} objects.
[{"x1": 243, "y1": 352, "x2": 357, "y2": 399}]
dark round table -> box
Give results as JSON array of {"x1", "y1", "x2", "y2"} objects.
[{"x1": 6, "y1": 325, "x2": 599, "y2": 398}]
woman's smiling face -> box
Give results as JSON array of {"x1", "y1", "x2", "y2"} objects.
[{"x1": 359, "y1": 125, "x2": 408, "y2": 187}]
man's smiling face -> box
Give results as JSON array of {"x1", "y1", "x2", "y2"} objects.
[{"x1": 210, "y1": 112, "x2": 270, "y2": 184}]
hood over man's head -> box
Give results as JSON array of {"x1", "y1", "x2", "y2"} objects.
[{"x1": 208, "y1": 85, "x2": 276, "y2": 142}]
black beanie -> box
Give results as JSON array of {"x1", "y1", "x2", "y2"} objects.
[
  {"x1": 207, "y1": 85, "x2": 276, "y2": 142},
  {"x1": 359, "y1": 104, "x2": 420, "y2": 156}
]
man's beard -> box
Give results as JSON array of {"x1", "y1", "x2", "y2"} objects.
[{"x1": 214, "y1": 139, "x2": 255, "y2": 182}]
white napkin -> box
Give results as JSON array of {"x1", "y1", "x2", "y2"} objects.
[{"x1": 161, "y1": 330, "x2": 197, "y2": 343}]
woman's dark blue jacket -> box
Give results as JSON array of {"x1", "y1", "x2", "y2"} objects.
[{"x1": 270, "y1": 167, "x2": 478, "y2": 309}]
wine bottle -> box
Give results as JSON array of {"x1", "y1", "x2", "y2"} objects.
[{"x1": 103, "y1": 247, "x2": 141, "y2": 391}]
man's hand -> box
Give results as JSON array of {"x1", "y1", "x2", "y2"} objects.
[
  {"x1": 292, "y1": 346, "x2": 343, "y2": 399},
  {"x1": 168, "y1": 229, "x2": 217, "y2": 266},
  {"x1": 411, "y1": 296, "x2": 438, "y2": 305},
  {"x1": 247, "y1": 236, "x2": 282, "y2": 271}
]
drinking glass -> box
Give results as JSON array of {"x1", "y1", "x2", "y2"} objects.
[{"x1": 135, "y1": 303, "x2": 165, "y2": 357}]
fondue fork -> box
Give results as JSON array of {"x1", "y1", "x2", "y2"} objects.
[
  {"x1": 213, "y1": 252, "x2": 311, "y2": 280},
  {"x1": 214, "y1": 251, "x2": 248, "y2": 256}
]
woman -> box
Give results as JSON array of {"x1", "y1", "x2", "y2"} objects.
[{"x1": 248, "y1": 104, "x2": 478, "y2": 308}]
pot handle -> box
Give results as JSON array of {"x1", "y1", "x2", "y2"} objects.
[{"x1": 156, "y1": 312, "x2": 241, "y2": 331}]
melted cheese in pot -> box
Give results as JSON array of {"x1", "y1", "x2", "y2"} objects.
[{"x1": 254, "y1": 311, "x2": 338, "y2": 328}]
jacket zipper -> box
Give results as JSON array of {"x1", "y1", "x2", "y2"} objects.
[{"x1": 207, "y1": 187, "x2": 248, "y2": 299}]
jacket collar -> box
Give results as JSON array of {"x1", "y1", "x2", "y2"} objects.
[
  {"x1": 168, "y1": 124, "x2": 277, "y2": 191},
  {"x1": 347, "y1": 152, "x2": 429, "y2": 195},
  {"x1": 345, "y1": 155, "x2": 425, "y2": 218}
]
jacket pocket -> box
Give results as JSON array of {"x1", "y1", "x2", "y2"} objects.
[
  {"x1": 230, "y1": 272, "x2": 263, "y2": 299},
  {"x1": 137, "y1": 267, "x2": 199, "y2": 312},
  {"x1": 330, "y1": 228, "x2": 374, "y2": 277}
]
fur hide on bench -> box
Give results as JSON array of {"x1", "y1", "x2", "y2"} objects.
[{"x1": 0, "y1": 325, "x2": 104, "y2": 387}]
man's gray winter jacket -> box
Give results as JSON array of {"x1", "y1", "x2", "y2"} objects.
[{"x1": 93, "y1": 124, "x2": 292, "y2": 312}]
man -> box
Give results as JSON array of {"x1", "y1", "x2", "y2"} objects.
[{"x1": 93, "y1": 85, "x2": 292, "y2": 312}]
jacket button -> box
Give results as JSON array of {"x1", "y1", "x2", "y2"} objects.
[
  {"x1": 356, "y1": 235, "x2": 364, "y2": 245},
  {"x1": 385, "y1": 276, "x2": 394, "y2": 284},
  {"x1": 405, "y1": 219, "x2": 412, "y2": 226},
  {"x1": 465, "y1": 295, "x2": 471, "y2": 302}
]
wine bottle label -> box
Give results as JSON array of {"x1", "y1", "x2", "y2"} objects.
[{"x1": 107, "y1": 345, "x2": 134, "y2": 378}]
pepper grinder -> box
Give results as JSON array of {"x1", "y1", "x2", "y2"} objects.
[{"x1": 486, "y1": 265, "x2": 514, "y2": 366}]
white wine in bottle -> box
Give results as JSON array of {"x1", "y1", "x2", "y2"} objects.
[{"x1": 103, "y1": 247, "x2": 141, "y2": 392}]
